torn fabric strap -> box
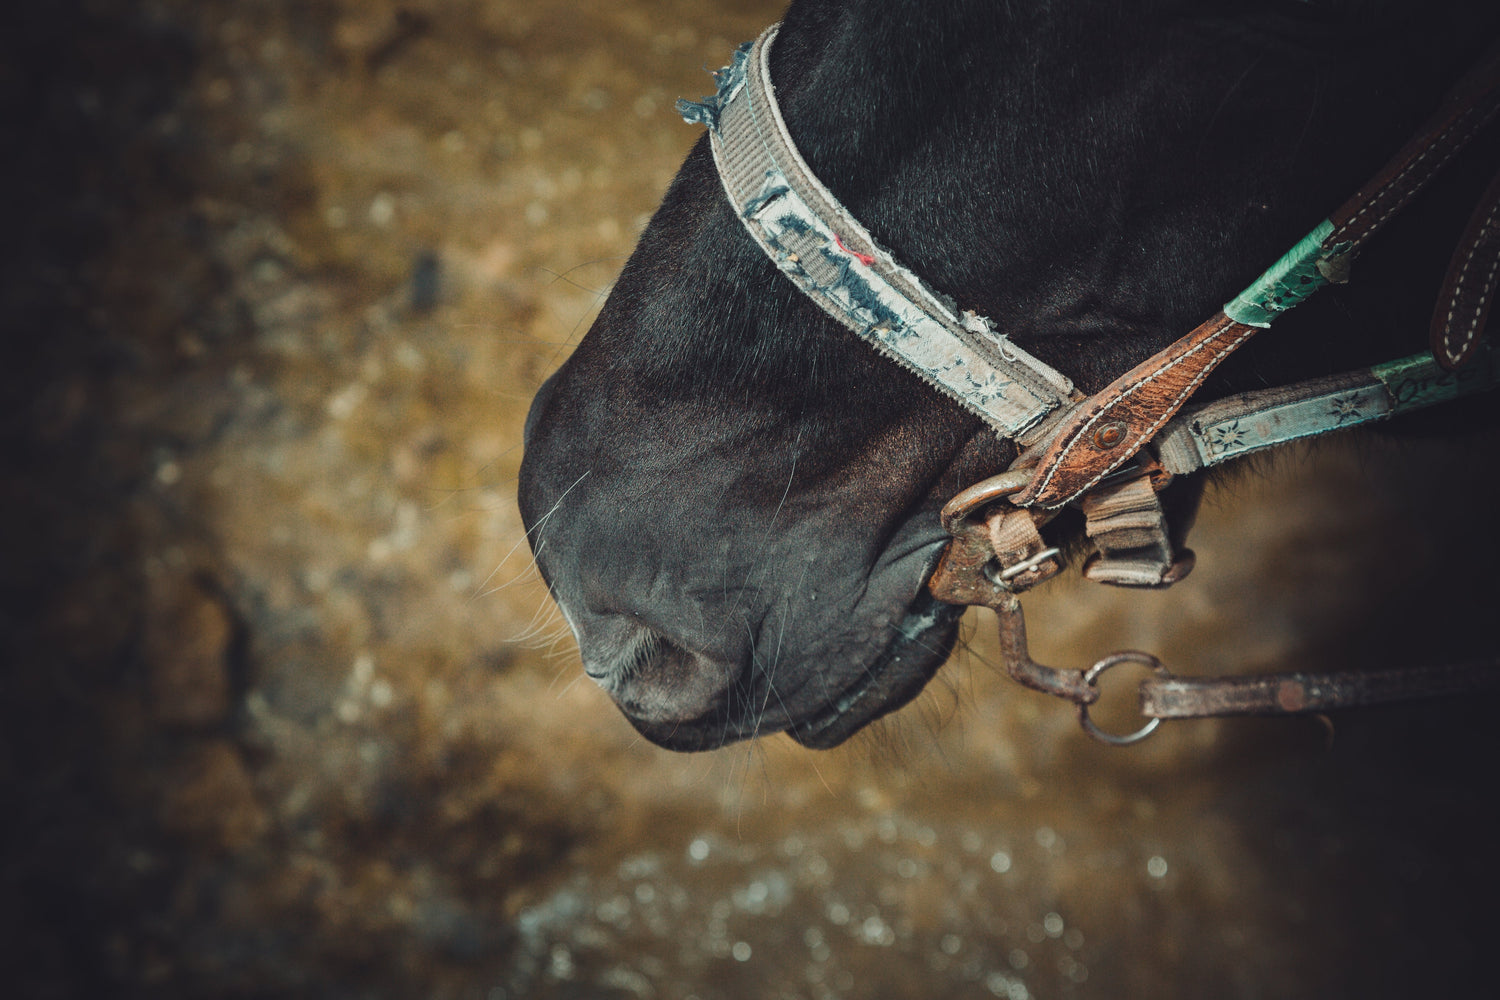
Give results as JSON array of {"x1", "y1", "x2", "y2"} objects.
[
  {"x1": 679, "y1": 24, "x2": 1075, "y2": 442},
  {"x1": 1154, "y1": 342, "x2": 1500, "y2": 474},
  {"x1": 1079, "y1": 474, "x2": 1186, "y2": 588}
]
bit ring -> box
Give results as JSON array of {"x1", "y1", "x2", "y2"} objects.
[{"x1": 1077, "y1": 651, "x2": 1170, "y2": 746}]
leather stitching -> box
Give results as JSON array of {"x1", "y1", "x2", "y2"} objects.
[
  {"x1": 1442, "y1": 197, "x2": 1500, "y2": 365},
  {"x1": 1032, "y1": 96, "x2": 1500, "y2": 508},
  {"x1": 1331, "y1": 109, "x2": 1488, "y2": 247},
  {"x1": 1028, "y1": 318, "x2": 1254, "y2": 507}
]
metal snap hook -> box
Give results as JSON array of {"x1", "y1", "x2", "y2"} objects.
[{"x1": 1077, "y1": 651, "x2": 1171, "y2": 746}]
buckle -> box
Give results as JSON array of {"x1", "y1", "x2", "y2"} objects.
[{"x1": 930, "y1": 470, "x2": 1063, "y2": 606}]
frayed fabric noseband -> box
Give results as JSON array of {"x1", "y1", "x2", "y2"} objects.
[{"x1": 678, "y1": 24, "x2": 1078, "y2": 444}]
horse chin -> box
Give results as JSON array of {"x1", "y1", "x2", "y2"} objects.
[
  {"x1": 786, "y1": 589, "x2": 964, "y2": 750},
  {"x1": 617, "y1": 589, "x2": 964, "y2": 752}
]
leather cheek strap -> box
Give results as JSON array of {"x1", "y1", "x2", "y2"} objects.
[
  {"x1": 1324, "y1": 60, "x2": 1500, "y2": 249},
  {"x1": 1010, "y1": 312, "x2": 1254, "y2": 510}
]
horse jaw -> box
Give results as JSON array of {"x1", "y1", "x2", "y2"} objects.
[{"x1": 783, "y1": 590, "x2": 964, "y2": 749}]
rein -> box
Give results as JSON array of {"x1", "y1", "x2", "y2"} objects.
[{"x1": 682, "y1": 24, "x2": 1500, "y2": 745}]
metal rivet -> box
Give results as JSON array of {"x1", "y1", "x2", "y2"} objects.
[{"x1": 1093, "y1": 421, "x2": 1127, "y2": 450}]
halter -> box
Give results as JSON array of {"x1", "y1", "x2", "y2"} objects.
[{"x1": 681, "y1": 24, "x2": 1500, "y2": 744}]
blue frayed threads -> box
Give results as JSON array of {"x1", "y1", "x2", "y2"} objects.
[
  {"x1": 741, "y1": 180, "x2": 789, "y2": 217},
  {"x1": 676, "y1": 40, "x2": 753, "y2": 132},
  {"x1": 819, "y1": 247, "x2": 901, "y2": 331},
  {"x1": 775, "y1": 213, "x2": 810, "y2": 236}
]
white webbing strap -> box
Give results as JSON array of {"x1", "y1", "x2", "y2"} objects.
[
  {"x1": 987, "y1": 507, "x2": 1063, "y2": 592},
  {"x1": 1079, "y1": 474, "x2": 1187, "y2": 588},
  {"x1": 681, "y1": 25, "x2": 1075, "y2": 443}
]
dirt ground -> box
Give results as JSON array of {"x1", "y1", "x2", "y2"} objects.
[{"x1": 5, "y1": 2, "x2": 1500, "y2": 998}]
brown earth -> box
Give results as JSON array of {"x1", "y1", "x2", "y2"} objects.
[{"x1": 4, "y1": 2, "x2": 1499, "y2": 998}]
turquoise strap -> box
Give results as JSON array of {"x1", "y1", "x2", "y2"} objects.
[
  {"x1": 1373, "y1": 346, "x2": 1500, "y2": 408},
  {"x1": 1155, "y1": 343, "x2": 1499, "y2": 474},
  {"x1": 1221, "y1": 219, "x2": 1336, "y2": 328}
]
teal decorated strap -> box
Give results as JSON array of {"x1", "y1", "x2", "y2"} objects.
[
  {"x1": 1155, "y1": 343, "x2": 1499, "y2": 475},
  {"x1": 1373, "y1": 343, "x2": 1500, "y2": 409},
  {"x1": 1222, "y1": 219, "x2": 1336, "y2": 328}
]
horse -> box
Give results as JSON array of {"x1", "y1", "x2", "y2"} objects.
[{"x1": 519, "y1": 0, "x2": 1500, "y2": 752}]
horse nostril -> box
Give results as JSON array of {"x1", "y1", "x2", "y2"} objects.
[
  {"x1": 578, "y1": 620, "x2": 731, "y2": 725},
  {"x1": 581, "y1": 625, "x2": 661, "y2": 685}
]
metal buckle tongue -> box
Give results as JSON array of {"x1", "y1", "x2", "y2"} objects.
[
  {"x1": 930, "y1": 469, "x2": 1063, "y2": 603},
  {"x1": 938, "y1": 468, "x2": 1035, "y2": 533}
]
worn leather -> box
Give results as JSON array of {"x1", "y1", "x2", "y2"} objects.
[
  {"x1": 927, "y1": 505, "x2": 1061, "y2": 606},
  {"x1": 1011, "y1": 313, "x2": 1253, "y2": 509},
  {"x1": 1328, "y1": 43, "x2": 1500, "y2": 251},
  {"x1": 1015, "y1": 45, "x2": 1500, "y2": 512},
  {"x1": 1079, "y1": 472, "x2": 1195, "y2": 587},
  {"x1": 1430, "y1": 167, "x2": 1500, "y2": 370}
]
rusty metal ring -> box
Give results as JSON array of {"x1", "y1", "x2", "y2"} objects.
[
  {"x1": 1078, "y1": 651, "x2": 1170, "y2": 746},
  {"x1": 939, "y1": 468, "x2": 1033, "y2": 532}
]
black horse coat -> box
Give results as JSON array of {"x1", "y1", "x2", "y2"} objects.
[{"x1": 520, "y1": 0, "x2": 1500, "y2": 750}]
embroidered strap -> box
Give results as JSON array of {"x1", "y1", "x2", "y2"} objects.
[
  {"x1": 1155, "y1": 344, "x2": 1500, "y2": 474},
  {"x1": 680, "y1": 25, "x2": 1077, "y2": 443},
  {"x1": 1045, "y1": 344, "x2": 1500, "y2": 586}
]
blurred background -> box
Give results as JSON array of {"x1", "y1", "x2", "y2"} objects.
[{"x1": 4, "y1": 1, "x2": 1500, "y2": 997}]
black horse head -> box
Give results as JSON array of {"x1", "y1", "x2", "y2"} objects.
[{"x1": 520, "y1": 0, "x2": 1499, "y2": 750}]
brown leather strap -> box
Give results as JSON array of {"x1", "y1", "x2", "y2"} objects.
[
  {"x1": 1011, "y1": 313, "x2": 1253, "y2": 508},
  {"x1": 1328, "y1": 45, "x2": 1500, "y2": 250},
  {"x1": 1013, "y1": 48, "x2": 1500, "y2": 512},
  {"x1": 1430, "y1": 167, "x2": 1500, "y2": 370}
]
